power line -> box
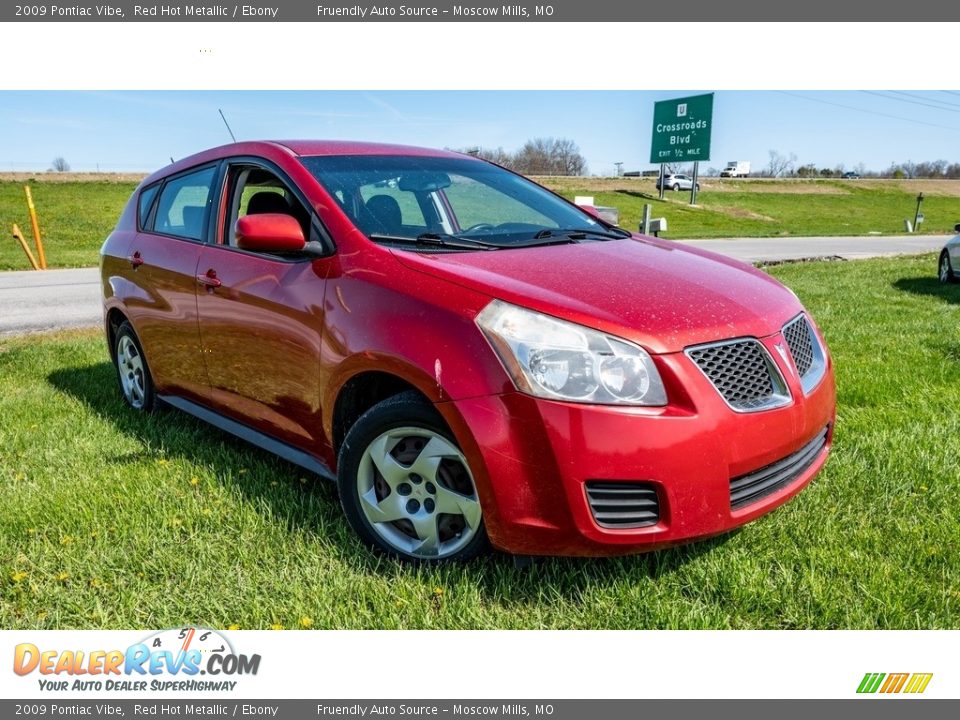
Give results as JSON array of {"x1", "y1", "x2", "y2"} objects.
[
  {"x1": 861, "y1": 90, "x2": 960, "y2": 114},
  {"x1": 776, "y1": 91, "x2": 960, "y2": 132},
  {"x1": 890, "y1": 90, "x2": 960, "y2": 110}
]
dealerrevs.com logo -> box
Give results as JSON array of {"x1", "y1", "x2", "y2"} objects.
[
  {"x1": 13, "y1": 627, "x2": 261, "y2": 693},
  {"x1": 857, "y1": 672, "x2": 933, "y2": 694}
]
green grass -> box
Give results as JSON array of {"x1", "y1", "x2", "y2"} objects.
[
  {"x1": 542, "y1": 177, "x2": 960, "y2": 239},
  {"x1": 2, "y1": 177, "x2": 958, "y2": 270},
  {"x1": 2, "y1": 253, "x2": 959, "y2": 629},
  {"x1": 0, "y1": 180, "x2": 137, "y2": 270}
]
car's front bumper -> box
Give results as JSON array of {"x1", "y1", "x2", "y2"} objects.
[{"x1": 437, "y1": 335, "x2": 836, "y2": 557}]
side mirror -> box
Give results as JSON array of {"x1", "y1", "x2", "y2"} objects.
[
  {"x1": 955, "y1": 223, "x2": 960, "y2": 234},
  {"x1": 235, "y1": 213, "x2": 305, "y2": 253}
]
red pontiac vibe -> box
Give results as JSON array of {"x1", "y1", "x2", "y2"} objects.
[{"x1": 101, "y1": 141, "x2": 836, "y2": 562}]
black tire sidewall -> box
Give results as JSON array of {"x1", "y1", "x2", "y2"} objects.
[
  {"x1": 337, "y1": 392, "x2": 489, "y2": 563},
  {"x1": 114, "y1": 321, "x2": 156, "y2": 412}
]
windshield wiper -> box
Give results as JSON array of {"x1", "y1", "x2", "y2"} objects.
[
  {"x1": 368, "y1": 232, "x2": 498, "y2": 251},
  {"x1": 550, "y1": 227, "x2": 632, "y2": 240}
]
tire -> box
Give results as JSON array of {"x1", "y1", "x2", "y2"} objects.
[
  {"x1": 672, "y1": 183, "x2": 680, "y2": 192},
  {"x1": 113, "y1": 321, "x2": 156, "y2": 411},
  {"x1": 939, "y1": 251, "x2": 957, "y2": 284},
  {"x1": 337, "y1": 391, "x2": 489, "y2": 563}
]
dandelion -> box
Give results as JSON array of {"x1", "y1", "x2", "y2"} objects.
[
  {"x1": 60, "y1": 536, "x2": 73, "y2": 546},
  {"x1": 269, "y1": 623, "x2": 283, "y2": 631},
  {"x1": 227, "y1": 624, "x2": 240, "y2": 631},
  {"x1": 156, "y1": 459, "x2": 169, "y2": 466},
  {"x1": 56, "y1": 572, "x2": 70, "y2": 582},
  {"x1": 189, "y1": 477, "x2": 200, "y2": 487},
  {"x1": 25, "y1": 528, "x2": 35, "y2": 535},
  {"x1": 11, "y1": 571, "x2": 27, "y2": 583},
  {"x1": 433, "y1": 587, "x2": 444, "y2": 597},
  {"x1": 299, "y1": 616, "x2": 313, "y2": 629}
]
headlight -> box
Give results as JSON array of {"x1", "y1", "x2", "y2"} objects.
[{"x1": 476, "y1": 300, "x2": 667, "y2": 406}]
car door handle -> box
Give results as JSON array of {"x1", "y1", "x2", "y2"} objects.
[
  {"x1": 129, "y1": 251, "x2": 144, "y2": 269},
  {"x1": 197, "y1": 270, "x2": 222, "y2": 288}
]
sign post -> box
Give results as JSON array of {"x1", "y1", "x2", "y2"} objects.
[{"x1": 650, "y1": 93, "x2": 714, "y2": 205}]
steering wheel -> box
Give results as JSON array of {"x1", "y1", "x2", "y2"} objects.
[{"x1": 462, "y1": 223, "x2": 497, "y2": 234}]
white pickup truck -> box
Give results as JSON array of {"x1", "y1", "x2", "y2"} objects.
[{"x1": 720, "y1": 161, "x2": 751, "y2": 178}]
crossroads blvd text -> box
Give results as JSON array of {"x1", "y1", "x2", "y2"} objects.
[{"x1": 132, "y1": 4, "x2": 279, "y2": 16}]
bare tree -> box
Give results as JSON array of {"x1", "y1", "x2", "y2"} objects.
[
  {"x1": 51, "y1": 157, "x2": 70, "y2": 172},
  {"x1": 513, "y1": 137, "x2": 587, "y2": 176},
  {"x1": 765, "y1": 150, "x2": 797, "y2": 178}
]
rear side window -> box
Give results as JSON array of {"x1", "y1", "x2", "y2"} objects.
[
  {"x1": 137, "y1": 183, "x2": 160, "y2": 229},
  {"x1": 153, "y1": 166, "x2": 217, "y2": 241}
]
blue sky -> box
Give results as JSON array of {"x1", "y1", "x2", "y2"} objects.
[{"x1": 2, "y1": 90, "x2": 960, "y2": 175}]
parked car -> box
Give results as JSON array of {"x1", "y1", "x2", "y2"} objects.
[
  {"x1": 841, "y1": 171, "x2": 861, "y2": 179},
  {"x1": 938, "y1": 223, "x2": 960, "y2": 283},
  {"x1": 102, "y1": 140, "x2": 836, "y2": 563},
  {"x1": 657, "y1": 173, "x2": 700, "y2": 191}
]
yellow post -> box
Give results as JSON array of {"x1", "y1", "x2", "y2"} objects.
[
  {"x1": 24, "y1": 185, "x2": 47, "y2": 269},
  {"x1": 12, "y1": 224, "x2": 40, "y2": 270}
]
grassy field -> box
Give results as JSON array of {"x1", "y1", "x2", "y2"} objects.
[
  {"x1": 543, "y1": 177, "x2": 960, "y2": 238},
  {"x1": 1, "y1": 253, "x2": 958, "y2": 630},
  {"x1": 1, "y1": 176, "x2": 959, "y2": 270},
  {"x1": 0, "y1": 180, "x2": 136, "y2": 270}
]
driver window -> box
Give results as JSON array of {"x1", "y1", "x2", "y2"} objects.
[{"x1": 226, "y1": 166, "x2": 312, "y2": 247}]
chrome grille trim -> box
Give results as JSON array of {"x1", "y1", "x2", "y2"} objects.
[
  {"x1": 782, "y1": 313, "x2": 827, "y2": 395},
  {"x1": 685, "y1": 338, "x2": 791, "y2": 413}
]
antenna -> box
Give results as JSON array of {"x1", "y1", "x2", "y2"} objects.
[{"x1": 218, "y1": 108, "x2": 237, "y2": 143}]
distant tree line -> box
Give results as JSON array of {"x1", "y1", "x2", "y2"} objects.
[{"x1": 455, "y1": 137, "x2": 588, "y2": 176}]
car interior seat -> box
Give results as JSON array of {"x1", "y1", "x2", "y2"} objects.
[{"x1": 365, "y1": 195, "x2": 403, "y2": 236}]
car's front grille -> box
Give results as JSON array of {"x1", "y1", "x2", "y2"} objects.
[
  {"x1": 585, "y1": 481, "x2": 660, "y2": 529},
  {"x1": 729, "y1": 425, "x2": 830, "y2": 509},
  {"x1": 782, "y1": 315, "x2": 814, "y2": 377},
  {"x1": 686, "y1": 339, "x2": 790, "y2": 412},
  {"x1": 781, "y1": 314, "x2": 827, "y2": 394}
]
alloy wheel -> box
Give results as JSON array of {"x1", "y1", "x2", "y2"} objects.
[
  {"x1": 356, "y1": 427, "x2": 481, "y2": 559},
  {"x1": 117, "y1": 334, "x2": 146, "y2": 409}
]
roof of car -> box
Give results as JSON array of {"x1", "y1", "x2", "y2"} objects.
[
  {"x1": 274, "y1": 140, "x2": 462, "y2": 158},
  {"x1": 142, "y1": 140, "x2": 469, "y2": 185}
]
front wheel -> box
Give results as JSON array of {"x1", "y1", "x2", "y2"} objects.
[
  {"x1": 939, "y1": 250, "x2": 956, "y2": 284},
  {"x1": 337, "y1": 392, "x2": 488, "y2": 563},
  {"x1": 672, "y1": 183, "x2": 680, "y2": 191}
]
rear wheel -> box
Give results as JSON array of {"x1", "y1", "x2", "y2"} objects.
[
  {"x1": 939, "y1": 250, "x2": 956, "y2": 284},
  {"x1": 113, "y1": 321, "x2": 155, "y2": 411},
  {"x1": 337, "y1": 392, "x2": 488, "y2": 563}
]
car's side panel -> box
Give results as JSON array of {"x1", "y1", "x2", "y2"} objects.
[
  {"x1": 120, "y1": 233, "x2": 208, "y2": 402},
  {"x1": 195, "y1": 247, "x2": 332, "y2": 452}
]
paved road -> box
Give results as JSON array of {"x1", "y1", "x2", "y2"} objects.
[
  {"x1": 0, "y1": 234, "x2": 947, "y2": 335},
  {"x1": 679, "y1": 233, "x2": 945, "y2": 263},
  {"x1": 0, "y1": 267, "x2": 102, "y2": 336}
]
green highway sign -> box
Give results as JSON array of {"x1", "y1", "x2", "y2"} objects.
[{"x1": 650, "y1": 93, "x2": 714, "y2": 164}]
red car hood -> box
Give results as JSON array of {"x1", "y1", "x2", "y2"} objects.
[{"x1": 392, "y1": 236, "x2": 804, "y2": 354}]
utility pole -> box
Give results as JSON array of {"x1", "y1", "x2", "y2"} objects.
[{"x1": 614, "y1": 162, "x2": 623, "y2": 177}]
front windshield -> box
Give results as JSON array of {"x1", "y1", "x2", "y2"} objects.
[{"x1": 300, "y1": 154, "x2": 609, "y2": 248}]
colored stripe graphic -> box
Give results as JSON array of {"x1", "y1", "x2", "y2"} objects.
[
  {"x1": 880, "y1": 673, "x2": 909, "y2": 693},
  {"x1": 857, "y1": 673, "x2": 885, "y2": 693},
  {"x1": 857, "y1": 672, "x2": 932, "y2": 694},
  {"x1": 904, "y1": 673, "x2": 933, "y2": 694}
]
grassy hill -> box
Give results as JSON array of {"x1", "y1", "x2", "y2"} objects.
[{"x1": 1, "y1": 174, "x2": 958, "y2": 270}]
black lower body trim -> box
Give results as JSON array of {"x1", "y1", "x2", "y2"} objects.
[
  {"x1": 159, "y1": 395, "x2": 335, "y2": 481},
  {"x1": 730, "y1": 425, "x2": 829, "y2": 509}
]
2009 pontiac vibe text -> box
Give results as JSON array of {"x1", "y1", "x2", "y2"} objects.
[{"x1": 101, "y1": 140, "x2": 835, "y2": 563}]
